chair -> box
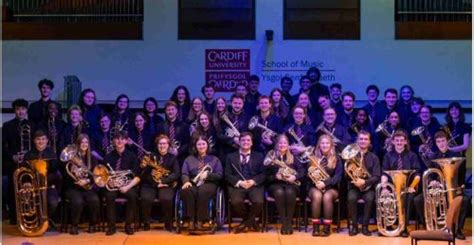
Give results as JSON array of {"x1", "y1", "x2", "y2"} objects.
[{"x1": 410, "y1": 196, "x2": 463, "y2": 245}]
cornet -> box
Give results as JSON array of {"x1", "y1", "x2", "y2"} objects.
[
  {"x1": 220, "y1": 113, "x2": 240, "y2": 138},
  {"x1": 248, "y1": 116, "x2": 277, "y2": 137}
]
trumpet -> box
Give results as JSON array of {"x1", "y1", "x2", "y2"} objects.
[
  {"x1": 248, "y1": 116, "x2": 277, "y2": 137},
  {"x1": 220, "y1": 113, "x2": 240, "y2": 138},
  {"x1": 411, "y1": 126, "x2": 433, "y2": 160},
  {"x1": 193, "y1": 164, "x2": 213, "y2": 187},
  {"x1": 60, "y1": 145, "x2": 93, "y2": 190},
  {"x1": 92, "y1": 163, "x2": 134, "y2": 191},
  {"x1": 376, "y1": 119, "x2": 393, "y2": 152},
  {"x1": 288, "y1": 126, "x2": 314, "y2": 163},
  {"x1": 307, "y1": 155, "x2": 330, "y2": 192},
  {"x1": 316, "y1": 122, "x2": 341, "y2": 144},
  {"x1": 14, "y1": 120, "x2": 31, "y2": 165},
  {"x1": 341, "y1": 144, "x2": 371, "y2": 191},
  {"x1": 264, "y1": 151, "x2": 301, "y2": 186},
  {"x1": 140, "y1": 155, "x2": 172, "y2": 185}
]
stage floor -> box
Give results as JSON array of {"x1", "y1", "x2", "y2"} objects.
[{"x1": 2, "y1": 221, "x2": 472, "y2": 245}]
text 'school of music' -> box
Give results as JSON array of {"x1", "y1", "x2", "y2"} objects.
[{"x1": 3, "y1": 68, "x2": 470, "y2": 239}]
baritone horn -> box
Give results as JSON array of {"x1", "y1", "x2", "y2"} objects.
[
  {"x1": 92, "y1": 163, "x2": 134, "y2": 191},
  {"x1": 375, "y1": 170, "x2": 415, "y2": 237},
  {"x1": 423, "y1": 157, "x2": 464, "y2": 231},
  {"x1": 307, "y1": 155, "x2": 330, "y2": 192},
  {"x1": 341, "y1": 144, "x2": 371, "y2": 191},
  {"x1": 60, "y1": 145, "x2": 93, "y2": 190},
  {"x1": 14, "y1": 159, "x2": 49, "y2": 236}
]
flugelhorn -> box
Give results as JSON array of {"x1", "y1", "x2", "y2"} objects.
[
  {"x1": 423, "y1": 157, "x2": 464, "y2": 230},
  {"x1": 14, "y1": 159, "x2": 49, "y2": 236},
  {"x1": 341, "y1": 144, "x2": 371, "y2": 191},
  {"x1": 220, "y1": 113, "x2": 240, "y2": 138},
  {"x1": 92, "y1": 163, "x2": 134, "y2": 191},
  {"x1": 288, "y1": 126, "x2": 314, "y2": 164},
  {"x1": 375, "y1": 170, "x2": 415, "y2": 237},
  {"x1": 307, "y1": 155, "x2": 330, "y2": 192},
  {"x1": 60, "y1": 145, "x2": 93, "y2": 190},
  {"x1": 248, "y1": 116, "x2": 277, "y2": 137},
  {"x1": 264, "y1": 151, "x2": 301, "y2": 186}
]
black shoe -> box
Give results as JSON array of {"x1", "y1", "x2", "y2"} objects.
[
  {"x1": 456, "y1": 230, "x2": 466, "y2": 240},
  {"x1": 233, "y1": 222, "x2": 247, "y2": 234},
  {"x1": 400, "y1": 229, "x2": 409, "y2": 237},
  {"x1": 143, "y1": 223, "x2": 151, "y2": 231},
  {"x1": 125, "y1": 224, "x2": 134, "y2": 235},
  {"x1": 87, "y1": 224, "x2": 97, "y2": 234},
  {"x1": 189, "y1": 221, "x2": 196, "y2": 231},
  {"x1": 69, "y1": 225, "x2": 79, "y2": 235},
  {"x1": 349, "y1": 226, "x2": 358, "y2": 236},
  {"x1": 106, "y1": 225, "x2": 116, "y2": 236},
  {"x1": 361, "y1": 226, "x2": 371, "y2": 236},
  {"x1": 312, "y1": 224, "x2": 320, "y2": 237},
  {"x1": 248, "y1": 221, "x2": 260, "y2": 232},
  {"x1": 164, "y1": 222, "x2": 173, "y2": 232},
  {"x1": 196, "y1": 221, "x2": 204, "y2": 230},
  {"x1": 320, "y1": 224, "x2": 330, "y2": 237}
]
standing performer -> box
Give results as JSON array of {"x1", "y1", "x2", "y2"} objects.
[
  {"x1": 28, "y1": 79, "x2": 62, "y2": 124},
  {"x1": 170, "y1": 85, "x2": 191, "y2": 122},
  {"x1": 143, "y1": 97, "x2": 164, "y2": 136},
  {"x1": 225, "y1": 133, "x2": 265, "y2": 233},
  {"x1": 250, "y1": 96, "x2": 282, "y2": 154},
  {"x1": 78, "y1": 88, "x2": 102, "y2": 136}
]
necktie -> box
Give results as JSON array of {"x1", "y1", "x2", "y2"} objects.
[
  {"x1": 240, "y1": 153, "x2": 251, "y2": 179},
  {"x1": 116, "y1": 154, "x2": 122, "y2": 171},
  {"x1": 137, "y1": 132, "x2": 144, "y2": 160},
  {"x1": 296, "y1": 126, "x2": 303, "y2": 138},
  {"x1": 233, "y1": 114, "x2": 240, "y2": 130},
  {"x1": 397, "y1": 153, "x2": 403, "y2": 170},
  {"x1": 240, "y1": 153, "x2": 249, "y2": 165},
  {"x1": 169, "y1": 122, "x2": 176, "y2": 141},
  {"x1": 102, "y1": 134, "x2": 109, "y2": 151},
  {"x1": 320, "y1": 157, "x2": 328, "y2": 168}
]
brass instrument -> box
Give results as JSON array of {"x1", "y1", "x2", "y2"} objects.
[
  {"x1": 128, "y1": 137, "x2": 151, "y2": 156},
  {"x1": 140, "y1": 155, "x2": 172, "y2": 184},
  {"x1": 192, "y1": 164, "x2": 213, "y2": 187},
  {"x1": 307, "y1": 155, "x2": 330, "y2": 192},
  {"x1": 341, "y1": 144, "x2": 371, "y2": 191},
  {"x1": 248, "y1": 116, "x2": 277, "y2": 137},
  {"x1": 220, "y1": 113, "x2": 240, "y2": 138},
  {"x1": 423, "y1": 157, "x2": 464, "y2": 231},
  {"x1": 376, "y1": 119, "x2": 393, "y2": 152},
  {"x1": 92, "y1": 163, "x2": 134, "y2": 191},
  {"x1": 350, "y1": 122, "x2": 360, "y2": 135},
  {"x1": 169, "y1": 139, "x2": 181, "y2": 154},
  {"x1": 14, "y1": 159, "x2": 49, "y2": 236},
  {"x1": 107, "y1": 119, "x2": 128, "y2": 153},
  {"x1": 264, "y1": 151, "x2": 301, "y2": 186},
  {"x1": 208, "y1": 135, "x2": 215, "y2": 150},
  {"x1": 189, "y1": 120, "x2": 198, "y2": 136},
  {"x1": 14, "y1": 120, "x2": 32, "y2": 165},
  {"x1": 375, "y1": 170, "x2": 415, "y2": 237},
  {"x1": 442, "y1": 125, "x2": 458, "y2": 147},
  {"x1": 59, "y1": 145, "x2": 93, "y2": 190},
  {"x1": 316, "y1": 122, "x2": 341, "y2": 144},
  {"x1": 48, "y1": 116, "x2": 57, "y2": 154},
  {"x1": 411, "y1": 126, "x2": 433, "y2": 160},
  {"x1": 288, "y1": 126, "x2": 314, "y2": 164}
]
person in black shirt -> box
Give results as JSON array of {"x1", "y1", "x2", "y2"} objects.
[
  {"x1": 380, "y1": 130, "x2": 420, "y2": 237},
  {"x1": 308, "y1": 134, "x2": 343, "y2": 237},
  {"x1": 362, "y1": 85, "x2": 384, "y2": 129},
  {"x1": 250, "y1": 96, "x2": 283, "y2": 154},
  {"x1": 376, "y1": 110, "x2": 402, "y2": 155},
  {"x1": 127, "y1": 112, "x2": 153, "y2": 161},
  {"x1": 315, "y1": 108, "x2": 352, "y2": 153},
  {"x1": 373, "y1": 88, "x2": 401, "y2": 128},
  {"x1": 294, "y1": 92, "x2": 318, "y2": 127},
  {"x1": 349, "y1": 108, "x2": 375, "y2": 144},
  {"x1": 398, "y1": 85, "x2": 415, "y2": 128},
  {"x1": 28, "y1": 79, "x2": 62, "y2": 124},
  {"x1": 410, "y1": 105, "x2": 441, "y2": 166},
  {"x1": 218, "y1": 94, "x2": 250, "y2": 155},
  {"x1": 38, "y1": 102, "x2": 65, "y2": 155},
  {"x1": 2, "y1": 99, "x2": 35, "y2": 225},
  {"x1": 140, "y1": 135, "x2": 180, "y2": 232},
  {"x1": 225, "y1": 133, "x2": 265, "y2": 233},
  {"x1": 59, "y1": 105, "x2": 88, "y2": 150},
  {"x1": 245, "y1": 75, "x2": 262, "y2": 115},
  {"x1": 62, "y1": 134, "x2": 100, "y2": 235},
  {"x1": 329, "y1": 83, "x2": 343, "y2": 111},
  {"x1": 202, "y1": 84, "x2": 216, "y2": 115},
  {"x1": 170, "y1": 85, "x2": 191, "y2": 122},
  {"x1": 270, "y1": 88, "x2": 290, "y2": 124},
  {"x1": 291, "y1": 76, "x2": 313, "y2": 113},
  {"x1": 265, "y1": 134, "x2": 305, "y2": 235},
  {"x1": 91, "y1": 113, "x2": 112, "y2": 162},
  {"x1": 307, "y1": 67, "x2": 330, "y2": 109},
  {"x1": 143, "y1": 97, "x2": 164, "y2": 136},
  {"x1": 78, "y1": 88, "x2": 102, "y2": 136},
  {"x1": 187, "y1": 97, "x2": 206, "y2": 133},
  {"x1": 103, "y1": 131, "x2": 141, "y2": 235},
  {"x1": 346, "y1": 131, "x2": 381, "y2": 236},
  {"x1": 337, "y1": 91, "x2": 357, "y2": 130},
  {"x1": 406, "y1": 97, "x2": 424, "y2": 130},
  {"x1": 111, "y1": 94, "x2": 133, "y2": 132},
  {"x1": 285, "y1": 106, "x2": 316, "y2": 163},
  {"x1": 192, "y1": 112, "x2": 218, "y2": 155},
  {"x1": 280, "y1": 76, "x2": 294, "y2": 108}
]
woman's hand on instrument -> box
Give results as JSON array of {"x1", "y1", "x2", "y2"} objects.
[
  {"x1": 286, "y1": 175, "x2": 296, "y2": 183},
  {"x1": 182, "y1": 181, "x2": 192, "y2": 189},
  {"x1": 353, "y1": 178, "x2": 365, "y2": 188},
  {"x1": 316, "y1": 181, "x2": 325, "y2": 190},
  {"x1": 119, "y1": 185, "x2": 130, "y2": 194},
  {"x1": 381, "y1": 175, "x2": 388, "y2": 186},
  {"x1": 276, "y1": 172, "x2": 283, "y2": 180},
  {"x1": 76, "y1": 179, "x2": 89, "y2": 187}
]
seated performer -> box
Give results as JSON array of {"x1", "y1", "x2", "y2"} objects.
[{"x1": 225, "y1": 132, "x2": 265, "y2": 233}]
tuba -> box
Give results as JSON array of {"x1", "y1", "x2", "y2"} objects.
[
  {"x1": 220, "y1": 113, "x2": 240, "y2": 138},
  {"x1": 411, "y1": 126, "x2": 433, "y2": 160},
  {"x1": 140, "y1": 155, "x2": 172, "y2": 185},
  {"x1": 423, "y1": 157, "x2": 464, "y2": 231},
  {"x1": 192, "y1": 164, "x2": 213, "y2": 187},
  {"x1": 375, "y1": 119, "x2": 393, "y2": 152},
  {"x1": 264, "y1": 151, "x2": 301, "y2": 186},
  {"x1": 288, "y1": 126, "x2": 314, "y2": 164},
  {"x1": 60, "y1": 145, "x2": 93, "y2": 190},
  {"x1": 14, "y1": 159, "x2": 49, "y2": 236},
  {"x1": 341, "y1": 144, "x2": 371, "y2": 191},
  {"x1": 307, "y1": 155, "x2": 330, "y2": 192},
  {"x1": 248, "y1": 116, "x2": 277, "y2": 137},
  {"x1": 375, "y1": 170, "x2": 415, "y2": 237},
  {"x1": 92, "y1": 163, "x2": 134, "y2": 191}
]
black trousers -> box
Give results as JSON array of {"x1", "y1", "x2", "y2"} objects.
[
  {"x1": 104, "y1": 187, "x2": 138, "y2": 225},
  {"x1": 180, "y1": 183, "x2": 217, "y2": 222},
  {"x1": 347, "y1": 188, "x2": 375, "y2": 226},
  {"x1": 140, "y1": 185, "x2": 175, "y2": 224},
  {"x1": 268, "y1": 183, "x2": 299, "y2": 225},
  {"x1": 65, "y1": 188, "x2": 100, "y2": 225},
  {"x1": 228, "y1": 186, "x2": 264, "y2": 224}
]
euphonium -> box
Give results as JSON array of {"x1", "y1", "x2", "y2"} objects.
[
  {"x1": 376, "y1": 119, "x2": 393, "y2": 152},
  {"x1": 220, "y1": 113, "x2": 240, "y2": 138},
  {"x1": 60, "y1": 145, "x2": 93, "y2": 190},
  {"x1": 288, "y1": 126, "x2": 314, "y2": 164},
  {"x1": 92, "y1": 163, "x2": 134, "y2": 191},
  {"x1": 14, "y1": 159, "x2": 49, "y2": 236},
  {"x1": 248, "y1": 116, "x2": 277, "y2": 137},
  {"x1": 411, "y1": 126, "x2": 433, "y2": 159},
  {"x1": 423, "y1": 157, "x2": 464, "y2": 231},
  {"x1": 140, "y1": 155, "x2": 171, "y2": 184},
  {"x1": 316, "y1": 122, "x2": 341, "y2": 144},
  {"x1": 264, "y1": 151, "x2": 301, "y2": 186},
  {"x1": 193, "y1": 164, "x2": 213, "y2": 187},
  {"x1": 307, "y1": 155, "x2": 330, "y2": 192},
  {"x1": 341, "y1": 144, "x2": 371, "y2": 191},
  {"x1": 375, "y1": 170, "x2": 415, "y2": 237}
]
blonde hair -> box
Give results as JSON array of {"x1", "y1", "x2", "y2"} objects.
[
  {"x1": 268, "y1": 134, "x2": 294, "y2": 164},
  {"x1": 313, "y1": 134, "x2": 337, "y2": 169}
]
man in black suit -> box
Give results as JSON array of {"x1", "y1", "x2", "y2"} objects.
[
  {"x1": 225, "y1": 132, "x2": 265, "y2": 233},
  {"x1": 28, "y1": 79, "x2": 62, "y2": 124}
]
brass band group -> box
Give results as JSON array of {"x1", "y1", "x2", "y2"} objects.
[{"x1": 2, "y1": 67, "x2": 471, "y2": 239}]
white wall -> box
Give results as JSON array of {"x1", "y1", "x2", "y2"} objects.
[{"x1": 2, "y1": 0, "x2": 472, "y2": 104}]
